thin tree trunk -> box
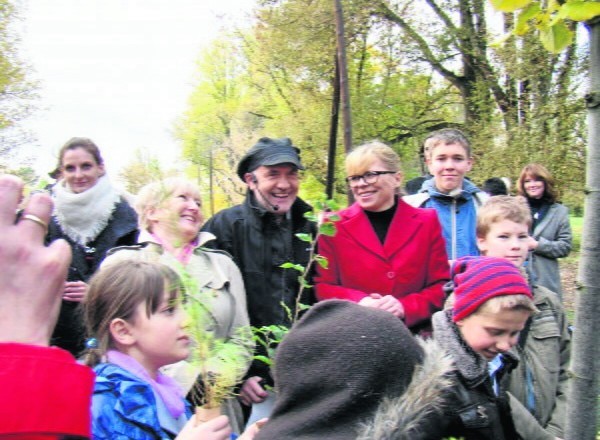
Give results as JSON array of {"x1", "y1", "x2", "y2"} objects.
[
  {"x1": 566, "y1": 16, "x2": 600, "y2": 440},
  {"x1": 326, "y1": 55, "x2": 340, "y2": 200},
  {"x1": 333, "y1": 0, "x2": 353, "y2": 204}
]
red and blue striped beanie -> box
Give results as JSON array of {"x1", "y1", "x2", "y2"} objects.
[{"x1": 451, "y1": 256, "x2": 532, "y2": 322}]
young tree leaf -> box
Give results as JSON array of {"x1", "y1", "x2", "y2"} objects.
[
  {"x1": 491, "y1": 31, "x2": 514, "y2": 47},
  {"x1": 490, "y1": 0, "x2": 532, "y2": 12},
  {"x1": 315, "y1": 254, "x2": 329, "y2": 269},
  {"x1": 298, "y1": 276, "x2": 312, "y2": 289},
  {"x1": 253, "y1": 355, "x2": 273, "y2": 366},
  {"x1": 304, "y1": 211, "x2": 318, "y2": 223},
  {"x1": 559, "y1": 1, "x2": 600, "y2": 21},
  {"x1": 539, "y1": 22, "x2": 574, "y2": 53},
  {"x1": 280, "y1": 262, "x2": 305, "y2": 272},
  {"x1": 515, "y1": 3, "x2": 542, "y2": 34},
  {"x1": 295, "y1": 232, "x2": 313, "y2": 242},
  {"x1": 319, "y1": 222, "x2": 336, "y2": 236}
]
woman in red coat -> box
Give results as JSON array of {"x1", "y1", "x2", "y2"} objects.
[{"x1": 315, "y1": 141, "x2": 449, "y2": 331}]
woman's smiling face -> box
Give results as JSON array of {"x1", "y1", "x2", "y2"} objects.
[
  {"x1": 349, "y1": 159, "x2": 401, "y2": 212},
  {"x1": 523, "y1": 175, "x2": 546, "y2": 200},
  {"x1": 61, "y1": 147, "x2": 105, "y2": 193}
]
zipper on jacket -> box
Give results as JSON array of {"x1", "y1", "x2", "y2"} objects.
[{"x1": 451, "y1": 198, "x2": 457, "y2": 260}]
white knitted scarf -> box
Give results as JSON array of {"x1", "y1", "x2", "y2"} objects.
[{"x1": 53, "y1": 174, "x2": 121, "y2": 245}]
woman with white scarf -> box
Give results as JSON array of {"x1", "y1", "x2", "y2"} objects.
[{"x1": 47, "y1": 137, "x2": 138, "y2": 356}]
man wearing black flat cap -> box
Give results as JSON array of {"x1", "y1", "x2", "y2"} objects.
[{"x1": 202, "y1": 137, "x2": 317, "y2": 413}]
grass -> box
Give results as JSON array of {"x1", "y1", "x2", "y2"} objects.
[{"x1": 566, "y1": 216, "x2": 583, "y2": 263}]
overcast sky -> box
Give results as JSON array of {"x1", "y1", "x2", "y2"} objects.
[{"x1": 18, "y1": 0, "x2": 256, "y2": 180}]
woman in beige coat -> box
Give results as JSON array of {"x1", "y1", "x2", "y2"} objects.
[{"x1": 102, "y1": 177, "x2": 253, "y2": 433}]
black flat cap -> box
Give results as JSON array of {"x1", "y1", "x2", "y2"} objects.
[{"x1": 237, "y1": 137, "x2": 304, "y2": 181}]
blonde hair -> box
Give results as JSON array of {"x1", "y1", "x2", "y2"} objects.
[
  {"x1": 446, "y1": 292, "x2": 537, "y2": 315},
  {"x1": 345, "y1": 141, "x2": 401, "y2": 176},
  {"x1": 424, "y1": 128, "x2": 471, "y2": 160},
  {"x1": 136, "y1": 177, "x2": 201, "y2": 231},
  {"x1": 83, "y1": 260, "x2": 184, "y2": 367},
  {"x1": 476, "y1": 195, "x2": 531, "y2": 238},
  {"x1": 476, "y1": 294, "x2": 537, "y2": 315}
]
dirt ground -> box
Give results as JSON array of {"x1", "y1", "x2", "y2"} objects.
[{"x1": 560, "y1": 259, "x2": 578, "y2": 319}]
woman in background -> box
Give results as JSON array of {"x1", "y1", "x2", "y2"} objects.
[
  {"x1": 47, "y1": 137, "x2": 138, "y2": 355},
  {"x1": 517, "y1": 163, "x2": 572, "y2": 297}
]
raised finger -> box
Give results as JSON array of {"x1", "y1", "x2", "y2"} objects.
[
  {"x1": 0, "y1": 175, "x2": 24, "y2": 227},
  {"x1": 47, "y1": 238, "x2": 71, "y2": 284},
  {"x1": 19, "y1": 192, "x2": 53, "y2": 241}
]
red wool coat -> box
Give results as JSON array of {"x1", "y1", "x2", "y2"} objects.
[{"x1": 315, "y1": 200, "x2": 449, "y2": 328}]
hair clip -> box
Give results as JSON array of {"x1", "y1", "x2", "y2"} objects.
[{"x1": 85, "y1": 337, "x2": 98, "y2": 349}]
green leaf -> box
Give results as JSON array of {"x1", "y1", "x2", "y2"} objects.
[
  {"x1": 539, "y1": 22, "x2": 574, "y2": 52},
  {"x1": 304, "y1": 211, "x2": 318, "y2": 222},
  {"x1": 515, "y1": 3, "x2": 542, "y2": 34},
  {"x1": 253, "y1": 355, "x2": 273, "y2": 366},
  {"x1": 297, "y1": 303, "x2": 311, "y2": 311},
  {"x1": 489, "y1": 0, "x2": 532, "y2": 13},
  {"x1": 298, "y1": 276, "x2": 312, "y2": 289},
  {"x1": 295, "y1": 232, "x2": 313, "y2": 242},
  {"x1": 328, "y1": 214, "x2": 341, "y2": 222},
  {"x1": 319, "y1": 222, "x2": 337, "y2": 237},
  {"x1": 559, "y1": 1, "x2": 600, "y2": 21},
  {"x1": 490, "y1": 31, "x2": 514, "y2": 47},
  {"x1": 315, "y1": 254, "x2": 329, "y2": 269},
  {"x1": 280, "y1": 262, "x2": 305, "y2": 272},
  {"x1": 325, "y1": 199, "x2": 340, "y2": 211}
]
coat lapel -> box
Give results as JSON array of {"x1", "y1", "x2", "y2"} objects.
[
  {"x1": 338, "y1": 203, "x2": 385, "y2": 259},
  {"x1": 336, "y1": 201, "x2": 422, "y2": 261},
  {"x1": 384, "y1": 201, "x2": 422, "y2": 258}
]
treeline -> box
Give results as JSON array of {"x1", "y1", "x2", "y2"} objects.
[{"x1": 173, "y1": 0, "x2": 587, "y2": 214}]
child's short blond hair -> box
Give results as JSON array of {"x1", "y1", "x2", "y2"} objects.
[
  {"x1": 424, "y1": 128, "x2": 471, "y2": 160},
  {"x1": 476, "y1": 293, "x2": 537, "y2": 315},
  {"x1": 445, "y1": 292, "x2": 537, "y2": 315},
  {"x1": 476, "y1": 195, "x2": 531, "y2": 238}
]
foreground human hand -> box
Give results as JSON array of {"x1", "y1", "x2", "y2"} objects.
[
  {"x1": 239, "y1": 376, "x2": 268, "y2": 406},
  {"x1": 237, "y1": 418, "x2": 268, "y2": 440},
  {"x1": 63, "y1": 280, "x2": 88, "y2": 302},
  {"x1": 177, "y1": 415, "x2": 231, "y2": 440},
  {"x1": 0, "y1": 175, "x2": 71, "y2": 346}
]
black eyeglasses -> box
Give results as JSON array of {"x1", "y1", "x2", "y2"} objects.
[{"x1": 345, "y1": 171, "x2": 397, "y2": 187}]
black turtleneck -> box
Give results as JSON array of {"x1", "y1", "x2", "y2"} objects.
[
  {"x1": 527, "y1": 197, "x2": 551, "y2": 231},
  {"x1": 364, "y1": 198, "x2": 398, "y2": 244}
]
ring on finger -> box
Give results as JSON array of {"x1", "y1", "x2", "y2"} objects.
[{"x1": 21, "y1": 213, "x2": 49, "y2": 232}]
